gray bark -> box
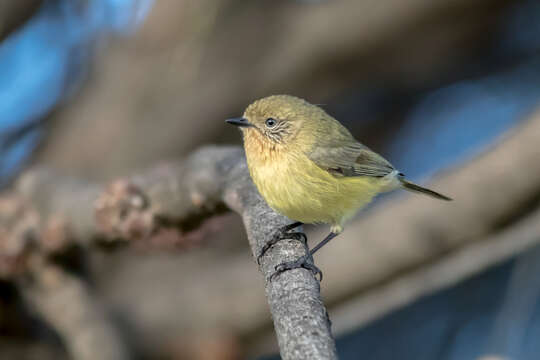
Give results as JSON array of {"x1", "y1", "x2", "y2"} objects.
[
  {"x1": 223, "y1": 158, "x2": 338, "y2": 359},
  {"x1": 1, "y1": 146, "x2": 337, "y2": 360}
]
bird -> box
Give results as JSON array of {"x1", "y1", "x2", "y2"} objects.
[{"x1": 226, "y1": 95, "x2": 451, "y2": 280}]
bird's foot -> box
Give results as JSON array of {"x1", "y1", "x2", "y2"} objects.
[
  {"x1": 257, "y1": 223, "x2": 306, "y2": 265},
  {"x1": 270, "y1": 255, "x2": 323, "y2": 282}
]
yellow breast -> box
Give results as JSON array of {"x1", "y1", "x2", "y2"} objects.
[{"x1": 244, "y1": 131, "x2": 383, "y2": 231}]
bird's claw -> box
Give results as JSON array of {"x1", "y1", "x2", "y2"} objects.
[
  {"x1": 257, "y1": 231, "x2": 307, "y2": 265},
  {"x1": 269, "y1": 255, "x2": 323, "y2": 282}
]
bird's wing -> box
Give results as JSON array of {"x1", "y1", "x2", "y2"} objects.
[{"x1": 307, "y1": 139, "x2": 396, "y2": 178}]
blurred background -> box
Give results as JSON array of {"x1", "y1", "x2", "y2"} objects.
[{"x1": 1, "y1": 0, "x2": 540, "y2": 359}]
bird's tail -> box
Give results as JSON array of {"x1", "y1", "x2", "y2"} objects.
[{"x1": 399, "y1": 177, "x2": 452, "y2": 201}]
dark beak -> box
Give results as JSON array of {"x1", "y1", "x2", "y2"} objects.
[{"x1": 225, "y1": 117, "x2": 253, "y2": 128}]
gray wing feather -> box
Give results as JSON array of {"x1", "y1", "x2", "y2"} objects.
[{"x1": 308, "y1": 141, "x2": 395, "y2": 178}]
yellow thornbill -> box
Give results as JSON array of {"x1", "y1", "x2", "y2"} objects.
[{"x1": 226, "y1": 95, "x2": 451, "y2": 279}]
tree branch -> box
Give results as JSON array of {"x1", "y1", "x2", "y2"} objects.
[
  {"x1": 1, "y1": 146, "x2": 337, "y2": 360},
  {"x1": 18, "y1": 261, "x2": 130, "y2": 360},
  {"x1": 223, "y1": 158, "x2": 337, "y2": 359}
]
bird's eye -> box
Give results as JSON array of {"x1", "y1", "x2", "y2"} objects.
[{"x1": 265, "y1": 118, "x2": 277, "y2": 128}]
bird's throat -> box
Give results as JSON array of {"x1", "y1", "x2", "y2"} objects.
[{"x1": 243, "y1": 129, "x2": 284, "y2": 164}]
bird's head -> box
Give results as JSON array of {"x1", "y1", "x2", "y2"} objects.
[{"x1": 226, "y1": 95, "x2": 328, "y2": 146}]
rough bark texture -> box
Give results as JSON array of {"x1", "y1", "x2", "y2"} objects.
[
  {"x1": 223, "y1": 159, "x2": 338, "y2": 359},
  {"x1": 1, "y1": 146, "x2": 337, "y2": 360}
]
